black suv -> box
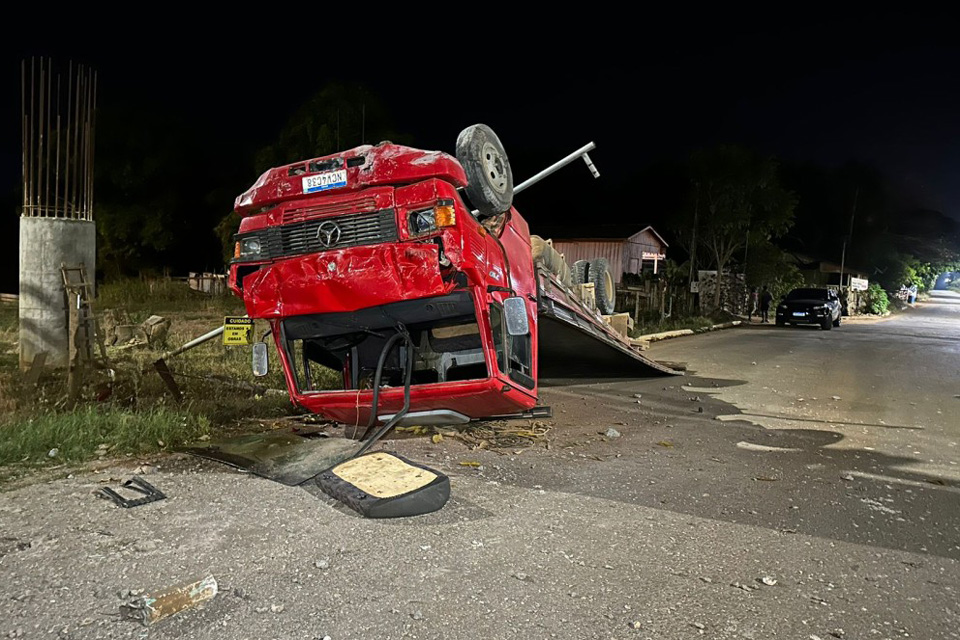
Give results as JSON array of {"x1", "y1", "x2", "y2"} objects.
[{"x1": 775, "y1": 288, "x2": 842, "y2": 330}]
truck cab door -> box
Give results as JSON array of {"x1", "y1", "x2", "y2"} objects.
[{"x1": 488, "y1": 299, "x2": 535, "y2": 391}]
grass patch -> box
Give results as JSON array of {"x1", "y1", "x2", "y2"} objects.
[
  {"x1": 98, "y1": 279, "x2": 244, "y2": 316},
  {"x1": 0, "y1": 405, "x2": 210, "y2": 466},
  {"x1": 0, "y1": 279, "x2": 304, "y2": 479},
  {"x1": 630, "y1": 314, "x2": 718, "y2": 338}
]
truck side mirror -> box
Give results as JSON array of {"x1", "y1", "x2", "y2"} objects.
[
  {"x1": 252, "y1": 342, "x2": 269, "y2": 377},
  {"x1": 503, "y1": 297, "x2": 530, "y2": 336}
]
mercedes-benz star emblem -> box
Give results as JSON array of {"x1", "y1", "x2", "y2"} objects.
[{"x1": 316, "y1": 221, "x2": 342, "y2": 248}]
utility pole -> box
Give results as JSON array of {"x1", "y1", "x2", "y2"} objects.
[
  {"x1": 688, "y1": 182, "x2": 700, "y2": 314},
  {"x1": 839, "y1": 187, "x2": 859, "y2": 288}
]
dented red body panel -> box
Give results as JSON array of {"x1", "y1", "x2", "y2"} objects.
[
  {"x1": 229, "y1": 142, "x2": 540, "y2": 424},
  {"x1": 235, "y1": 144, "x2": 467, "y2": 215}
]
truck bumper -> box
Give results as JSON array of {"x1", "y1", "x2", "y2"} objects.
[{"x1": 237, "y1": 243, "x2": 455, "y2": 318}]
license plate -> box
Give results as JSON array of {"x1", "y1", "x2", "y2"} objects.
[
  {"x1": 792, "y1": 311, "x2": 806, "y2": 317},
  {"x1": 223, "y1": 316, "x2": 254, "y2": 345},
  {"x1": 302, "y1": 169, "x2": 347, "y2": 193}
]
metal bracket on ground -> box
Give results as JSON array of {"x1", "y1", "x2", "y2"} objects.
[{"x1": 97, "y1": 477, "x2": 167, "y2": 508}]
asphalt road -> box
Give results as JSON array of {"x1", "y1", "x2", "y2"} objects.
[{"x1": 1, "y1": 293, "x2": 958, "y2": 639}]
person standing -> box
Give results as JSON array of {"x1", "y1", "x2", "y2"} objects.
[
  {"x1": 760, "y1": 286, "x2": 773, "y2": 323},
  {"x1": 748, "y1": 287, "x2": 759, "y2": 322}
]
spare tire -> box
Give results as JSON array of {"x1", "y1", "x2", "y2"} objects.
[
  {"x1": 589, "y1": 258, "x2": 615, "y2": 314},
  {"x1": 456, "y1": 124, "x2": 513, "y2": 217},
  {"x1": 571, "y1": 260, "x2": 589, "y2": 286}
]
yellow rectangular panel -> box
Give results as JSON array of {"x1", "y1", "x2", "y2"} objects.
[{"x1": 332, "y1": 453, "x2": 438, "y2": 499}]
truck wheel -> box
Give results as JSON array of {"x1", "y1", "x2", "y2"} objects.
[
  {"x1": 589, "y1": 258, "x2": 615, "y2": 314},
  {"x1": 572, "y1": 260, "x2": 589, "y2": 286},
  {"x1": 821, "y1": 318, "x2": 832, "y2": 330},
  {"x1": 456, "y1": 124, "x2": 513, "y2": 218},
  {"x1": 832, "y1": 315, "x2": 841, "y2": 327}
]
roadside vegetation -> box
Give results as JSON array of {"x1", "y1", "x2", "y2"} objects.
[
  {"x1": 629, "y1": 312, "x2": 720, "y2": 339},
  {"x1": 862, "y1": 283, "x2": 890, "y2": 315},
  {"x1": 0, "y1": 280, "x2": 301, "y2": 478}
]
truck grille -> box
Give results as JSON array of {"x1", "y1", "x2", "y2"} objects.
[{"x1": 254, "y1": 209, "x2": 398, "y2": 260}]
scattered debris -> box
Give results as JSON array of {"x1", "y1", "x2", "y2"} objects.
[
  {"x1": 656, "y1": 441, "x2": 674, "y2": 448},
  {"x1": 731, "y1": 581, "x2": 757, "y2": 592},
  {"x1": 142, "y1": 315, "x2": 171, "y2": 347},
  {"x1": 831, "y1": 395, "x2": 841, "y2": 401},
  {"x1": 841, "y1": 474, "x2": 855, "y2": 481},
  {"x1": 120, "y1": 575, "x2": 218, "y2": 626},
  {"x1": 270, "y1": 604, "x2": 285, "y2": 614},
  {"x1": 97, "y1": 477, "x2": 166, "y2": 508},
  {"x1": 760, "y1": 576, "x2": 777, "y2": 586},
  {"x1": 314, "y1": 559, "x2": 329, "y2": 570},
  {"x1": 736, "y1": 441, "x2": 801, "y2": 453},
  {"x1": 410, "y1": 611, "x2": 423, "y2": 621},
  {"x1": 458, "y1": 461, "x2": 482, "y2": 467},
  {"x1": 753, "y1": 476, "x2": 780, "y2": 482},
  {"x1": 47, "y1": 448, "x2": 58, "y2": 458},
  {"x1": 605, "y1": 428, "x2": 622, "y2": 438},
  {"x1": 629, "y1": 621, "x2": 642, "y2": 629}
]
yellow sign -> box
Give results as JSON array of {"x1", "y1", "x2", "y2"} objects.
[{"x1": 222, "y1": 317, "x2": 253, "y2": 346}]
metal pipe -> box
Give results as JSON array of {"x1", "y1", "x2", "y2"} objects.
[
  {"x1": 88, "y1": 71, "x2": 97, "y2": 219},
  {"x1": 71, "y1": 65, "x2": 81, "y2": 216},
  {"x1": 45, "y1": 57, "x2": 52, "y2": 215},
  {"x1": 29, "y1": 58, "x2": 35, "y2": 213},
  {"x1": 513, "y1": 142, "x2": 597, "y2": 195},
  {"x1": 158, "y1": 315, "x2": 248, "y2": 361},
  {"x1": 64, "y1": 61, "x2": 72, "y2": 217},
  {"x1": 54, "y1": 75, "x2": 60, "y2": 215},
  {"x1": 38, "y1": 61, "x2": 45, "y2": 214},
  {"x1": 20, "y1": 60, "x2": 26, "y2": 213}
]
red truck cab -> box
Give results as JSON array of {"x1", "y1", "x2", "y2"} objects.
[{"x1": 229, "y1": 140, "x2": 540, "y2": 427}]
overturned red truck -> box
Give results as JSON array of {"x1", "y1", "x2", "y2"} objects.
[{"x1": 228, "y1": 126, "x2": 677, "y2": 434}]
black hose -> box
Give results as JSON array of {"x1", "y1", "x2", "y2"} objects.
[{"x1": 355, "y1": 331, "x2": 414, "y2": 457}]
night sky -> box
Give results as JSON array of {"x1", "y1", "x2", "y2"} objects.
[{"x1": 3, "y1": 10, "x2": 958, "y2": 290}]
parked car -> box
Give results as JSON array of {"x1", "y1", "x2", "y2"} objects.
[{"x1": 775, "y1": 288, "x2": 842, "y2": 330}]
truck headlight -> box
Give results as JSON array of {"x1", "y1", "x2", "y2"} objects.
[
  {"x1": 408, "y1": 200, "x2": 457, "y2": 235},
  {"x1": 234, "y1": 236, "x2": 262, "y2": 260},
  {"x1": 409, "y1": 208, "x2": 437, "y2": 234}
]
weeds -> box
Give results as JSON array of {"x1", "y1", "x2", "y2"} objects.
[
  {"x1": 0, "y1": 279, "x2": 305, "y2": 477},
  {"x1": 0, "y1": 405, "x2": 210, "y2": 466}
]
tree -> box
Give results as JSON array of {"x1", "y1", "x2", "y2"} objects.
[
  {"x1": 744, "y1": 239, "x2": 803, "y2": 302},
  {"x1": 685, "y1": 146, "x2": 796, "y2": 309},
  {"x1": 216, "y1": 83, "x2": 408, "y2": 262},
  {"x1": 254, "y1": 82, "x2": 407, "y2": 173}
]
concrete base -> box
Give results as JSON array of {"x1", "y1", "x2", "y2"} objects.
[{"x1": 19, "y1": 217, "x2": 96, "y2": 369}]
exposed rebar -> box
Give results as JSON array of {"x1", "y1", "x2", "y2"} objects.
[{"x1": 21, "y1": 58, "x2": 96, "y2": 220}]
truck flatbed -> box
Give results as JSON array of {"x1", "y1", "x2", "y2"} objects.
[{"x1": 536, "y1": 267, "x2": 681, "y2": 378}]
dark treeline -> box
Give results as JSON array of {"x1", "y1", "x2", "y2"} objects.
[{"x1": 3, "y1": 82, "x2": 958, "y2": 296}]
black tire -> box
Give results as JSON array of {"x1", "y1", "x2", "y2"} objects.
[
  {"x1": 571, "y1": 260, "x2": 589, "y2": 286},
  {"x1": 821, "y1": 319, "x2": 832, "y2": 330},
  {"x1": 589, "y1": 258, "x2": 615, "y2": 315},
  {"x1": 456, "y1": 124, "x2": 513, "y2": 218}
]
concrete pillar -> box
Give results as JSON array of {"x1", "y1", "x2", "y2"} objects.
[{"x1": 19, "y1": 217, "x2": 96, "y2": 369}]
